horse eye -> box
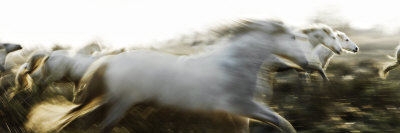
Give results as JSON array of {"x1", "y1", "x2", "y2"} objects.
[
  {"x1": 345, "y1": 39, "x2": 349, "y2": 41},
  {"x1": 291, "y1": 35, "x2": 296, "y2": 40},
  {"x1": 332, "y1": 37, "x2": 336, "y2": 39}
]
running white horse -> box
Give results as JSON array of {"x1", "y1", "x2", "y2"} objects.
[
  {"x1": 0, "y1": 43, "x2": 23, "y2": 72},
  {"x1": 296, "y1": 24, "x2": 342, "y2": 54},
  {"x1": 6, "y1": 44, "x2": 128, "y2": 102},
  {"x1": 309, "y1": 31, "x2": 358, "y2": 70},
  {"x1": 300, "y1": 30, "x2": 357, "y2": 78},
  {"x1": 299, "y1": 30, "x2": 358, "y2": 79},
  {"x1": 256, "y1": 30, "x2": 358, "y2": 101},
  {"x1": 268, "y1": 30, "x2": 356, "y2": 80},
  {"x1": 291, "y1": 24, "x2": 343, "y2": 80},
  {"x1": 380, "y1": 44, "x2": 400, "y2": 79},
  {"x1": 6, "y1": 48, "x2": 100, "y2": 101},
  {"x1": 255, "y1": 26, "x2": 346, "y2": 99},
  {"x1": 56, "y1": 20, "x2": 308, "y2": 133}
]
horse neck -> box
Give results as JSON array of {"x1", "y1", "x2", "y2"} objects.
[
  {"x1": 313, "y1": 45, "x2": 335, "y2": 67},
  {"x1": 211, "y1": 33, "x2": 273, "y2": 80}
]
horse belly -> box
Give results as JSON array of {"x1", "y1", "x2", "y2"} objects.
[{"x1": 103, "y1": 60, "x2": 228, "y2": 111}]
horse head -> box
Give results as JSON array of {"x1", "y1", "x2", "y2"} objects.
[
  {"x1": 6, "y1": 54, "x2": 49, "y2": 101},
  {"x1": 301, "y1": 24, "x2": 342, "y2": 55},
  {"x1": 335, "y1": 30, "x2": 359, "y2": 53}
]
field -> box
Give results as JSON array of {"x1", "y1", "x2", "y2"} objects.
[{"x1": 1, "y1": 29, "x2": 400, "y2": 133}]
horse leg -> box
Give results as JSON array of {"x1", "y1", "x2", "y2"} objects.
[
  {"x1": 316, "y1": 69, "x2": 329, "y2": 82},
  {"x1": 98, "y1": 98, "x2": 135, "y2": 133},
  {"x1": 226, "y1": 99, "x2": 296, "y2": 133}
]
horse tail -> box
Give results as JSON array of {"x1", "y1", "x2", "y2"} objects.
[
  {"x1": 56, "y1": 61, "x2": 109, "y2": 132},
  {"x1": 71, "y1": 62, "x2": 108, "y2": 112}
]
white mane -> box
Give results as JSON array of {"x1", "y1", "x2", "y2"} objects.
[{"x1": 144, "y1": 19, "x2": 287, "y2": 56}]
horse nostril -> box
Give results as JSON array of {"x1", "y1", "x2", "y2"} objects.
[{"x1": 354, "y1": 47, "x2": 358, "y2": 52}]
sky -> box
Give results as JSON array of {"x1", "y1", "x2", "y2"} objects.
[{"x1": 1, "y1": 0, "x2": 400, "y2": 48}]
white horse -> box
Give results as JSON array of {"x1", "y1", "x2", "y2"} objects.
[
  {"x1": 380, "y1": 44, "x2": 400, "y2": 78},
  {"x1": 55, "y1": 20, "x2": 308, "y2": 133},
  {"x1": 256, "y1": 30, "x2": 358, "y2": 102},
  {"x1": 296, "y1": 24, "x2": 342, "y2": 54},
  {"x1": 0, "y1": 43, "x2": 23, "y2": 72},
  {"x1": 7, "y1": 49, "x2": 99, "y2": 101},
  {"x1": 254, "y1": 26, "x2": 345, "y2": 99},
  {"x1": 310, "y1": 31, "x2": 358, "y2": 70},
  {"x1": 293, "y1": 24, "x2": 343, "y2": 80},
  {"x1": 262, "y1": 24, "x2": 343, "y2": 79},
  {"x1": 298, "y1": 30, "x2": 358, "y2": 79},
  {"x1": 7, "y1": 40, "x2": 129, "y2": 101},
  {"x1": 270, "y1": 30, "x2": 355, "y2": 79}
]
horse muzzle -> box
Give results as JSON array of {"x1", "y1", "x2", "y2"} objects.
[
  {"x1": 334, "y1": 48, "x2": 342, "y2": 55},
  {"x1": 352, "y1": 47, "x2": 359, "y2": 52}
]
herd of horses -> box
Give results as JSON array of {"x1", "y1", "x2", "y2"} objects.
[{"x1": 0, "y1": 19, "x2": 399, "y2": 133}]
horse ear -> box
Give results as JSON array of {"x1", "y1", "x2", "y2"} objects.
[{"x1": 27, "y1": 54, "x2": 49, "y2": 73}]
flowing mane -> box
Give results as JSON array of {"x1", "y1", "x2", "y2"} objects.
[
  {"x1": 299, "y1": 23, "x2": 335, "y2": 35},
  {"x1": 149, "y1": 19, "x2": 287, "y2": 55}
]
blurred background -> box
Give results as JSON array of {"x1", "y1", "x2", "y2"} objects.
[
  {"x1": 1, "y1": 0, "x2": 400, "y2": 133},
  {"x1": 1, "y1": 0, "x2": 400, "y2": 48}
]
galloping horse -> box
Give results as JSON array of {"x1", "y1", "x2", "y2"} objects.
[
  {"x1": 255, "y1": 25, "x2": 345, "y2": 99},
  {"x1": 261, "y1": 30, "x2": 357, "y2": 85},
  {"x1": 310, "y1": 31, "x2": 358, "y2": 70},
  {"x1": 56, "y1": 20, "x2": 308, "y2": 133},
  {"x1": 7, "y1": 49, "x2": 99, "y2": 102},
  {"x1": 292, "y1": 30, "x2": 358, "y2": 80}
]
